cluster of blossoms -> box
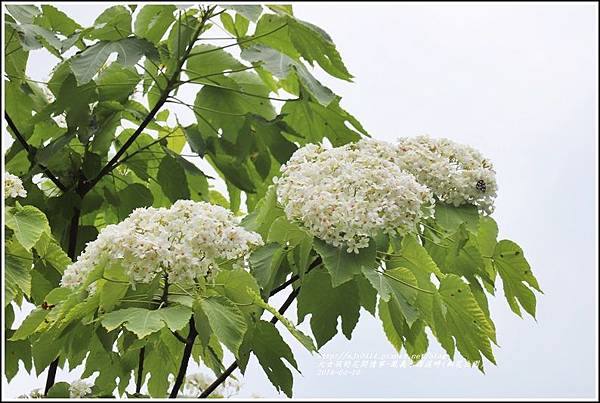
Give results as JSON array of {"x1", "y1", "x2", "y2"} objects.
[
  {"x1": 4, "y1": 173, "x2": 27, "y2": 199},
  {"x1": 61, "y1": 200, "x2": 263, "y2": 288},
  {"x1": 68, "y1": 380, "x2": 92, "y2": 398},
  {"x1": 275, "y1": 142, "x2": 434, "y2": 253},
  {"x1": 394, "y1": 135, "x2": 497, "y2": 214}
]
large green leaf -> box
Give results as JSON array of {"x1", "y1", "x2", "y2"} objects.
[
  {"x1": 362, "y1": 267, "x2": 421, "y2": 326},
  {"x1": 134, "y1": 5, "x2": 175, "y2": 44},
  {"x1": 6, "y1": 5, "x2": 40, "y2": 24},
  {"x1": 494, "y1": 240, "x2": 541, "y2": 318},
  {"x1": 224, "y1": 5, "x2": 263, "y2": 22},
  {"x1": 241, "y1": 44, "x2": 335, "y2": 106},
  {"x1": 70, "y1": 37, "x2": 158, "y2": 85},
  {"x1": 287, "y1": 18, "x2": 352, "y2": 81},
  {"x1": 34, "y1": 232, "x2": 71, "y2": 274},
  {"x1": 186, "y1": 44, "x2": 246, "y2": 82},
  {"x1": 281, "y1": 95, "x2": 367, "y2": 146},
  {"x1": 194, "y1": 73, "x2": 275, "y2": 143},
  {"x1": 241, "y1": 185, "x2": 284, "y2": 237},
  {"x1": 101, "y1": 306, "x2": 192, "y2": 338},
  {"x1": 88, "y1": 5, "x2": 132, "y2": 41},
  {"x1": 297, "y1": 269, "x2": 360, "y2": 347},
  {"x1": 313, "y1": 238, "x2": 377, "y2": 287},
  {"x1": 213, "y1": 268, "x2": 261, "y2": 318},
  {"x1": 239, "y1": 320, "x2": 298, "y2": 397},
  {"x1": 11, "y1": 308, "x2": 49, "y2": 340},
  {"x1": 96, "y1": 64, "x2": 140, "y2": 102},
  {"x1": 434, "y1": 203, "x2": 479, "y2": 233},
  {"x1": 378, "y1": 300, "x2": 429, "y2": 362},
  {"x1": 249, "y1": 242, "x2": 285, "y2": 293},
  {"x1": 197, "y1": 295, "x2": 247, "y2": 355},
  {"x1": 437, "y1": 274, "x2": 497, "y2": 371},
  {"x1": 5, "y1": 203, "x2": 50, "y2": 250},
  {"x1": 37, "y1": 5, "x2": 82, "y2": 37},
  {"x1": 156, "y1": 154, "x2": 190, "y2": 202}
]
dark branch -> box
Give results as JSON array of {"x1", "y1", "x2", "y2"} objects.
[
  {"x1": 44, "y1": 207, "x2": 81, "y2": 395},
  {"x1": 136, "y1": 347, "x2": 146, "y2": 394},
  {"x1": 5, "y1": 112, "x2": 67, "y2": 192},
  {"x1": 169, "y1": 317, "x2": 198, "y2": 398}
]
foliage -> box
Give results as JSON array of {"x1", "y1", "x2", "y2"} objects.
[{"x1": 3, "y1": 3, "x2": 541, "y2": 399}]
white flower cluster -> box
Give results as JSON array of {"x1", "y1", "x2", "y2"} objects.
[
  {"x1": 276, "y1": 141, "x2": 434, "y2": 253},
  {"x1": 69, "y1": 380, "x2": 92, "y2": 398},
  {"x1": 4, "y1": 173, "x2": 27, "y2": 199},
  {"x1": 395, "y1": 135, "x2": 497, "y2": 214},
  {"x1": 61, "y1": 200, "x2": 263, "y2": 288}
]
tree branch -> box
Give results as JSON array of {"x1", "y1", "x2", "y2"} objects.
[
  {"x1": 44, "y1": 207, "x2": 81, "y2": 395},
  {"x1": 169, "y1": 317, "x2": 198, "y2": 398},
  {"x1": 136, "y1": 347, "x2": 146, "y2": 394},
  {"x1": 4, "y1": 112, "x2": 67, "y2": 193}
]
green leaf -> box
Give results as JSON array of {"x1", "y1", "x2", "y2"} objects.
[
  {"x1": 5, "y1": 237, "x2": 33, "y2": 303},
  {"x1": 134, "y1": 5, "x2": 175, "y2": 44},
  {"x1": 267, "y1": 216, "x2": 311, "y2": 246},
  {"x1": 240, "y1": 320, "x2": 298, "y2": 397},
  {"x1": 248, "y1": 288, "x2": 317, "y2": 352},
  {"x1": 88, "y1": 5, "x2": 132, "y2": 41},
  {"x1": 116, "y1": 183, "x2": 154, "y2": 218},
  {"x1": 362, "y1": 267, "x2": 421, "y2": 326},
  {"x1": 34, "y1": 232, "x2": 71, "y2": 274},
  {"x1": 157, "y1": 154, "x2": 190, "y2": 202},
  {"x1": 249, "y1": 242, "x2": 285, "y2": 293},
  {"x1": 241, "y1": 44, "x2": 335, "y2": 106},
  {"x1": 378, "y1": 300, "x2": 429, "y2": 362},
  {"x1": 10, "y1": 308, "x2": 49, "y2": 340},
  {"x1": 70, "y1": 37, "x2": 158, "y2": 85},
  {"x1": 182, "y1": 124, "x2": 206, "y2": 156},
  {"x1": 355, "y1": 274, "x2": 377, "y2": 315},
  {"x1": 493, "y1": 240, "x2": 541, "y2": 318},
  {"x1": 194, "y1": 73, "x2": 275, "y2": 143},
  {"x1": 287, "y1": 18, "x2": 352, "y2": 81},
  {"x1": 46, "y1": 382, "x2": 70, "y2": 398},
  {"x1": 434, "y1": 203, "x2": 479, "y2": 233},
  {"x1": 241, "y1": 185, "x2": 284, "y2": 237},
  {"x1": 297, "y1": 269, "x2": 360, "y2": 347},
  {"x1": 101, "y1": 306, "x2": 192, "y2": 338},
  {"x1": 38, "y1": 5, "x2": 82, "y2": 37},
  {"x1": 313, "y1": 238, "x2": 377, "y2": 287},
  {"x1": 438, "y1": 274, "x2": 496, "y2": 371},
  {"x1": 4, "y1": 17, "x2": 29, "y2": 80},
  {"x1": 281, "y1": 95, "x2": 367, "y2": 146},
  {"x1": 96, "y1": 64, "x2": 140, "y2": 102},
  {"x1": 198, "y1": 295, "x2": 247, "y2": 355},
  {"x1": 10, "y1": 23, "x2": 62, "y2": 54},
  {"x1": 187, "y1": 44, "x2": 246, "y2": 82},
  {"x1": 213, "y1": 268, "x2": 261, "y2": 318},
  {"x1": 6, "y1": 333, "x2": 32, "y2": 381},
  {"x1": 6, "y1": 5, "x2": 40, "y2": 24},
  {"x1": 5, "y1": 203, "x2": 50, "y2": 250},
  {"x1": 225, "y1": 5, "x2": 263, "y2": 22}
]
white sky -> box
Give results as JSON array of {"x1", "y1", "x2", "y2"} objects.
[{"x1": 3, "y1": 2, "x2": 598, "y2": 399}]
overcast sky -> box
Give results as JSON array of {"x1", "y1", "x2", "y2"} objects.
[{"x1": 3, "y1": 2, "x2": 598, "y2": 399}]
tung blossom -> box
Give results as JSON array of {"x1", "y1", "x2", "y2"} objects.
[
  {"x1": 4, "y1": 173, "x2": 27, "y2": 199},
  {"x1": 276, "y1": 141, "x2": 434, "y2": 253},
  {"x1": 394, "y1": 135, "x2": 498, "y2": 214},
  {"x1": 61, "y1": 200, "x2": 263, "y2": 288}
]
